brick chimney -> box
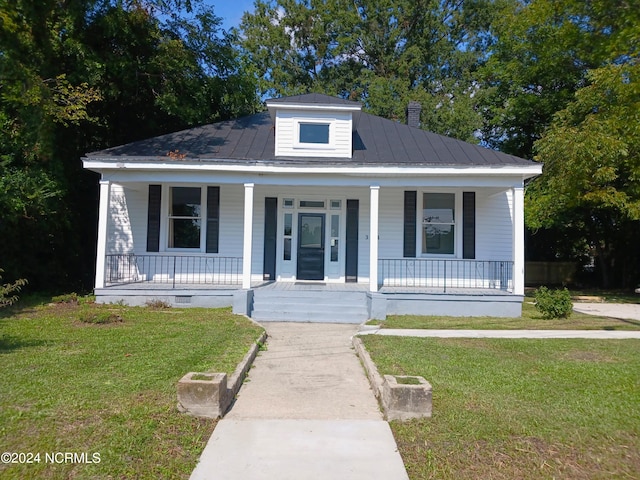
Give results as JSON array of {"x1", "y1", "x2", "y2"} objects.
[
  {"x1": 406, "y1": 101, "x2": 421, "y2": 128},
  {"x1": 407, "y1": 101, "x2": 422, "y2": 128}
]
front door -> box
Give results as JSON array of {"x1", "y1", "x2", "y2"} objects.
[{"x1": 297, "y1": 213, "x2": 325, "y2": 280}]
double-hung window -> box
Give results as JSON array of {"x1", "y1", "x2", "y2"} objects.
[
  {"x1": 168, "y1": 187, "x2": 202, "y2": 249},
  {"x1": 422, "y1": 193, "x2": 455, "y2": 255},
  {"x1": 146, "y1": 185, "x2": 219, "y2": 253}
]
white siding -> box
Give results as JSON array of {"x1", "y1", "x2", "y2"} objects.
[
  {"x1": 358, "y1": 190, "x2": 371, "y2": 282},
  {"x1": 104, "y1": 182, "x2": 514, "y2": 287},
  {"x1": 378, "y1": 188, "x2": 406, "y2": 259},
  {"x1": 218, "y1": 185, "x2": 244, "y2": 257},
  {"x1": 476, "y1": 190, "x2": 513, "y2": 261},
  {"x1": 274, "y1": 110, "x2": 352, "y2": 158},
  {"x1": 107, "y1": 183, "x2": 147, "y2": 254}
]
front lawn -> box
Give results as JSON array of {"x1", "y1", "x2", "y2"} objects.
[
  {"x1": 0, "y1": 300, "x2": 263, "y2": 479},
  {"x1": 363, "y1": 335, "x2": 640, "y2": 479},
  {"x1": 372, "y1": 301, "x2": 640, "y2": 330}
]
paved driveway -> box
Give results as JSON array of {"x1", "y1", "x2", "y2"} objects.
[{"x1": 573, "y1": 302, "x2": 640, "y2": 321}]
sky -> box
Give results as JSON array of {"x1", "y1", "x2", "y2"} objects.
[{"x1": 205, "y1": 0, "x2": 257, "y2": 31}]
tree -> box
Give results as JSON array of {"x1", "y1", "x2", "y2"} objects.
[
  {"x1": 478, "y1": 0, "x2": 634, "y2": 159},
  {"x1": 238, "y1": 0, "x2": 499, "y2": 141},
  {"x1": 527, "y1": 62, "x2": 640, "y2": 287},
  {"x1": 0, "y1": 0, "x2": 259, "y2": 291}
]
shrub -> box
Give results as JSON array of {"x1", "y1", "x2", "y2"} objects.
[
  {"x1": 51, "y1": 292, "x2": 79, "y2": 304},
  {"x1": 0, "y1": 268, "x2": 27, "y2": 307},
  {"x1": 145, "y1": 299, "x2": 172, "y2": 309},
  {"x1": 534, "y1": 286, "x2": 573, "y2": 319},
  {"x1": 77, "y1": 310, "x2": 124, "y2": 325}
]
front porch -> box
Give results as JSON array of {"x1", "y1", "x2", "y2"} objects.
[{"x1": 95, "y1": 255, "x2": 523, "y2": 319}]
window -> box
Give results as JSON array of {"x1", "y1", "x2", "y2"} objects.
[
  {"x1": 169, "y1": 187, "x2": 202, "y2": 248},
  {"x1": 422, "y1": 193, "x2": 455, "y2": 255},
  {"x1": 299, "y1": 123, "x2": 330, "y2": 144},
  {"x1": 330, "y1": 214, "x2": 340, "y2": 262},
  {"x1": 299, "y1": 200, "x2": 325, "y2": 208},
  {"x1": 283, "y1": 213, "x2": 293, "y2": 261}
]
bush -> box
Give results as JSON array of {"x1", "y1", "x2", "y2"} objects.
[
  {"x1": 51, "y1": 292, "x2": 78, "y2": 304},
  {"x1": 77, "y1": 310, "x2": 124, "y2": 325},
  {"x1": 0, "y1": 268, "x2": 27, "y2": 307},
  {"x1": 534, "y1": 286, "x2": 573, "y2": 319}
]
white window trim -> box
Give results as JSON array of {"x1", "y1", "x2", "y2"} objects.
[
  {"x1": 293, "y1": 118, "x2": 337, "y2": 150},
  {"x1": 275, "y1": 194, "x2": 347, "y2": 282},
  {"x1": 418, "y1": 190, "x2": 463, "y2": 258},
  {"x1": 162, "y1": 185, "x2": 207, "y2": 253}
]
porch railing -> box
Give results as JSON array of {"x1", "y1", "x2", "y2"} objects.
[
  {"x1": 105, "y1": 254, "x2": 243, "y2": 287},
  {"x1": 378, "y1": 258, "x2": 513, "y2": 292}
]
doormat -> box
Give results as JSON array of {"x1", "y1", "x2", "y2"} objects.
[{"x1": 295, "y1": 282, "x2": 326, "y2": 286}]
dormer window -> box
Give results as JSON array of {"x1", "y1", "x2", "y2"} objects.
[
  {"x1": 299, "y1": 122, "x2": 330, "y2": 144},
  {"x1": 266, "y1": 94, "x2": 361, "y2": 158},
  {"x1": 293, "y1": 119, "x2": 335, "y2": 150}
]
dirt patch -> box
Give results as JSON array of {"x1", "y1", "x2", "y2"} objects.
[{"x1": 565, "y1": 350, "x2": 615, "y2": 363}]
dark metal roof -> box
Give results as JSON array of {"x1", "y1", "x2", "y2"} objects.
[{"x1": 86, "y1": 94, "x2": 534, "y2": 167}]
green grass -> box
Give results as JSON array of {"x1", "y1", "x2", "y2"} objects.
[
  {"x1": 369, "y1": 301, "x2": 640, "y2": 330},
  {"x1": 0, "y1": 300, "x2": 263, "y2": 479},
  {"x1": 363, "y1": 335, "x2": 640, "y2": 479}
]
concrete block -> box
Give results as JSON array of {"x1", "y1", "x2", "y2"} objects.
[
  {"x1": 232, "y1": 289, "x2": 254, "y2": 316},
  {"x1": 367, "y1": 293, "x2": 388, "y2": 320},
  {"x1": 177, "y1": 372, "x2": 230, "y2": 419},
  {"x1": 382, "y1": 375, "x2": 432, "y2": 421}
]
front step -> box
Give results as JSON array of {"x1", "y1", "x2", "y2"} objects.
[{"x1": 250, "y1": 289, "x2": 369, "y2": 323}]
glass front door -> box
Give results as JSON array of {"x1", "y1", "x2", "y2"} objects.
[{"x1": 296, "y1": 213, "x2": 325, "y2": 280}]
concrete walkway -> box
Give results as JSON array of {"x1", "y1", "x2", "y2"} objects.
[
  {"x1": 359, "y1": 302, "x2": 640, "y2": 339},
  {"x1": 190, "y1": 323, "x2": 409, "y2": 480},
  {"x1": 359, "y1": 328, "x2": 640, "y2": 339}
]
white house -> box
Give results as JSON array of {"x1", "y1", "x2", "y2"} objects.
[{"x1": 83, "y1": 93, "x2": 541, "y2": 321}]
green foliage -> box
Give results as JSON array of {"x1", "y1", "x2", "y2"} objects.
[
  {"x1": 534, "y1": 286, "x2": 573, "y2": 319},
  {"x1": 77, "y1": 310, "x2": 124, "y2": 324},
  {"x1": 0, "y1": 0, "x2": 260, "y2": 290},
  {"x1": 528, "y1": 60, "x2": 640, "y2": 287},
  {"x1": 238, "y1": 0, "x2": 496, "y2": 141},
  {"x1": 145, "y1": 298, "x2": 172, "y2": 309},
  {"x1": 478, "y1": 0, "x2": 637, "y2": 158},
  {"x1": 0, "y1": 269, "x2": 27, "y2": 308}
]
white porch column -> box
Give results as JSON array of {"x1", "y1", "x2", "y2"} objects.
[
  {"x1": 369, "y1": 185, "x2": 380, "y2": 292},
  {"x1": 512, "y1": 186, "x2": 525, "y2": 295},
  {"x1": 242, "y1": 183, "x2": 255, "y2": 289},
  {"x1": 94, "y1": 179, "x2": 111, "y2": 289}
]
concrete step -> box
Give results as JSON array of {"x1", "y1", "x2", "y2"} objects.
[
  {"x1": 251, "y1": 310, "x2": 369, "y2": 323},
  {"x1": 252, "y1": 303, "x2": 367, "y2": 314},
  {"x1": 254, "y1": 291, "x2": 366, "y2": 302},
  {"x1": 251, "y1": 289, "x2": 369, "y2": 323}
]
